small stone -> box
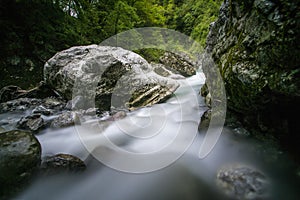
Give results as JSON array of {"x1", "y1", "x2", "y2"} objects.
[{"x1": 40, "y1": 154, "x2": 86, "y2": 175}]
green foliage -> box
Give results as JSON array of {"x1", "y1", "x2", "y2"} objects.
[
  {"x1": 170, "y1": 0, "x2": 223, "y2": 46},
  {"x1": 0, "y1": 0, "x2": 222, "y2": 88}
]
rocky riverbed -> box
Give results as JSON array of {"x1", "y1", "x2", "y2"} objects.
[{"x1": 0, "y1": 45, "x2": 299, "y2": 200}]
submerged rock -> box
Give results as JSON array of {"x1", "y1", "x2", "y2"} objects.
[
  {"x1": 44, "y1": 45, "x2": 179, "y2": 111},
  {"x1": 159, "y1": 52, "x2": 197, "y2": 77},
  {"x1": 217, "y1": 165, "x2": 269, "y2": 200},
  {"x1": 40, "y1": 154, "x2": 86, "y2": 174},
  {"x1": 0, "y1": 130, "x2": 41, "y2": 197}
]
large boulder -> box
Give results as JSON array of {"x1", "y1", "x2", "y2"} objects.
[
  {"x1": 0, "y1": 130, "x2": 41, "y2": 198},
  {"x1": 205, "y1": 0, "x2": 300, "y2": 150},
  {"x1": 44, "y1": 45, "x2": 179, "y2": 111}
]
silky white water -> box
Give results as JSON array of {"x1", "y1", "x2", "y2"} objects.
[{"x1": 7, "y1": 72, "x2": 299, "y2": 200}]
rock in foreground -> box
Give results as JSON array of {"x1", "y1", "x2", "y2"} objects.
[
  {"x1": 0, "y1": 130, "x2": 41, "y2": 198},
  {"x1": 44, "y1": 45, "x2": 179, "y2": 111}
]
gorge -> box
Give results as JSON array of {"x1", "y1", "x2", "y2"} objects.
[{"x1": 0, "y1": 0, "x2": 299, "y2": 200}]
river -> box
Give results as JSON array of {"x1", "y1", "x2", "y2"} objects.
[{"x1": 5, "y1": 72, "x2": 299, "y2": 200}]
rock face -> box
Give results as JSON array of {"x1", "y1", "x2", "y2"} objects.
[
  {"x1": 44, "y1": 45, "x2": 179, "y2": 111},
  {"x1": 0, "y1": 130, "x2": 41, "y2": 197},
  {"x1": 205, "y1": 0, "x2": 300, "y2": 149}
]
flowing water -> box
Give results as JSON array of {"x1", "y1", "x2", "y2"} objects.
[{"x1": 2, "y1": 72, "x2": 299, "y2": 200}]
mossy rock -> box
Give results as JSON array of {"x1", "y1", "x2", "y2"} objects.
[{"x1": 0, "y1": 130, "x2": 41, "y2": 198}]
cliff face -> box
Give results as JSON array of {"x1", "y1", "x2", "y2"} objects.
[{"x1": 206, "y1": 0, "x2": 300, "y2": 150}]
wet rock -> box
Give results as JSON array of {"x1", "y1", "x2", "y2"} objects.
[
  {"x1": 0, "y1": 98, "x2": 42, "y2": 113},
  {"x1": 17, "y1": 114, "x2": 45, "y2": 133},
  {"x1": 43, "y1": 97, "x2": 66, "y2": 110},
  {"x1": 200, "y1": 84, "x2": 211, "y2": 108},
  {"x1": 44, "y1": 45, "x2": 179, "y2": 111},
  {"x1": 198, "y1": 109, "x2": 211, "y2": 131},
  {"x1": 40, "y1": 154, "x2": 86, "y2": 174},
  {"x1": 217, "y1": 165, "x2": 269, "y2": 200},
  {"x1": 32, "y1": 105, "x2": 52, "y2": 116},
  {"x1": 159, "y1": 52, "x2": 196, "y2": 77},
  {"x1": 0, "y1": 130, "x2": 41, "y2": 197},
  {"x1": 50, "y1": 111, "x2": 80, "y2": 128}
]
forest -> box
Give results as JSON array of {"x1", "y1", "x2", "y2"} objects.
[{"x1": 0, "y1": 0, "x2": 222, "y2": 88}]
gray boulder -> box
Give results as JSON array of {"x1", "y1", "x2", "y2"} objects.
[{"x1": 44, "y1": 45, "x2": 179, "y2": 111}]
